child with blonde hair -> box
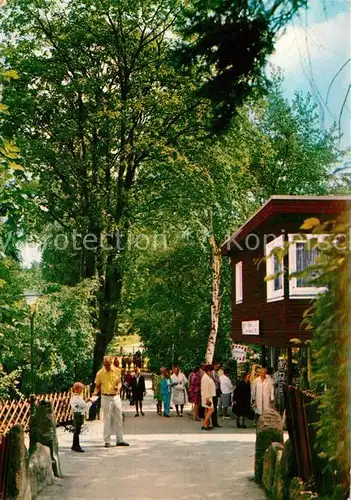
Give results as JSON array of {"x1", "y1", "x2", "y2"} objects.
[{"x1": 70, "y1": 382, "x2": 86, "y2": 452}]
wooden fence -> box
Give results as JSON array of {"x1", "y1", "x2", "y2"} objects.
[
  {"x1": 0, "y1": 386, "x2": 90, "y2": 437},
  {"x1": 285, "y1": 385, "x2": 330, "y2": 496}
]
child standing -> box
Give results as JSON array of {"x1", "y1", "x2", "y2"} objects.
[
  {"x1": 70, "y1": 382, "x2": 86, "y2": 452},
  {"x1": 160, "y1": 370, "x2": 171, "y2": 417}
]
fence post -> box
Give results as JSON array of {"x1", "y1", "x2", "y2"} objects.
[
  {"x1": 5, "y1": 425, "x2": 25, "y2": 500},
  {"x1": 0, "y1": 435, "x2": 9, "y2": 500}
]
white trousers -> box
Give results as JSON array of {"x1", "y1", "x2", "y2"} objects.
[{"x1": 101, "y1": 395, "x2": 124, "y2": 444}]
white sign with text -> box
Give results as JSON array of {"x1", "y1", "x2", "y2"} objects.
[
  {"x1": 242, "y1": 320, "x2": 260, "y2": 335},
  {"x1": 231, "y1": 344, "x2": 248, "y2": 362}
]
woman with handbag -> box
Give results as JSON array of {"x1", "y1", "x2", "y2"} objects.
[{"x1": 200, "y1": 364, "x2": 216, "y2": 430}]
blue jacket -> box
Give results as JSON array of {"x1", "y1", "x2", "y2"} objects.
[{"x1": 160, "y1": 378, "x2": 171, "y2": 397}]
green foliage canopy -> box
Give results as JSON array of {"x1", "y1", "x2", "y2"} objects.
[{"x1": 176, "y1": 0, "x2": 307, "y2": 131}]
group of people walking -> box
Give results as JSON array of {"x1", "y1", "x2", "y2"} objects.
[
  {"x1": 153, "y1": 363, "x2": 276, "y2": 431},
  {"x1": 153, "y1": 363, "x2": 228, "y2": 430},
  {"x1": 70, "y1": 356, "x2": 276, "y2": 452},
  {"x1": 152, "y1": 362, "x2": 230, "y2": 430},
  {"x1": 153, "y1": 365, "x2": 188, "y2": 417}
]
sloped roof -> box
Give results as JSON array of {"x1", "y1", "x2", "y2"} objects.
[{"x1": 221, "y1": 195, "x2": 351, "y2": 256}]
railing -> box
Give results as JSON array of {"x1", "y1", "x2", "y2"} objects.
[
  {"x1": 285, "y1": 385, "x2": 330, "y2": 496},
  {"x1": 0, "y1": 386, "x2": 90, "y2": 437},
  {"x1": 285, "y1": 386, "x2": 315, "y2": 484}
]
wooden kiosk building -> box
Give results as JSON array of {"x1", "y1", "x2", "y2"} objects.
[{"x1": 221, "y1": 195, "x2": 350, "y2": 381}]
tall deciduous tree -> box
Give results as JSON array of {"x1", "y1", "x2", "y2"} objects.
[
  {"x1": 0, "y1": 67, "x2": 31, "y2": 258},
  {"x1": 1, "y1": 0, "x2": 211, "y2": 377}
]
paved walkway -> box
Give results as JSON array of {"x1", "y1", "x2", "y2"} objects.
[{"x1": 38, "y1": 381, "x2": 265, "y2": 500}]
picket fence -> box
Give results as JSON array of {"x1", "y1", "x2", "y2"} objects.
[{"x1": 0, "y1": 386, "x2": 90, "y2": 436}]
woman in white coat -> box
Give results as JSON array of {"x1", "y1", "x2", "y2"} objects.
[
  {"x1": 200, "y1": 364, "x2": 216, "y2": 430},
  {"x1": 170, "y1": 365, "x2": 188, "y2": 416},
  {"x1": 251, "y1": 368, "x2": 275, "y2": 419}
]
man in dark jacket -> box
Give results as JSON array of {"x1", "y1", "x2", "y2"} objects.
[
  {"x1": 211, "y1": 362, "x2": 222, "y2": 428},
  {"x1": 130, "y1": 366, "x2": 146, "y2": 417}
]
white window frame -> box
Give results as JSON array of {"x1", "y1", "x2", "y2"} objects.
[
  {"x1": 235, "y1": 261, "x2": 243, "y2": 304},
  {"x1": 288, "y1": 234, "x2": 328, "y2": 299},
  {"x1": 265, "y1": 235, "x2": 285, "y2": 303}
]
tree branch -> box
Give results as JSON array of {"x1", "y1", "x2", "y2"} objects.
[
  {"x1": 326, "y1": 58, "x2": 351, "y2": 106},
  {"x1": 338, "y1": 84, "x2": 351, "y2": 141}
]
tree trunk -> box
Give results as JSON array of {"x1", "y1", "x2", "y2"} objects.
[
  {"x1": 92, "y1": 250, "x2": 123, "y2": 380},
  {"x1": 205, "y1": 237, "x2": 222, "y2": 363},
  {"x1": 92, "y1": 307, "x2": 117, "y2": 379}
]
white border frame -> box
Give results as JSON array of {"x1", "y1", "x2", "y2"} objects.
[
  {"x1": 235, "y1": 261, "x2": 243, "y2": 304},
  {"x1": 266, "y1": 234, "x2": 285, "y2": 303},
  {"x1": 288, "y1": 234, "x2": 328, "y2": 299}
]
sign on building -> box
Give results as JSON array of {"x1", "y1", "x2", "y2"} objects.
[
  {"x1": 242, "y1": 320, "x2": 260, "y2": 335},
  {"x1": 231, "y1": 343, "x2": 248, "y2": 362}
]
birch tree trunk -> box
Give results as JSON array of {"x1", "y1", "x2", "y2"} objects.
[{"x1": 205, "y1": 236, "x2": 222, "y2": 363}]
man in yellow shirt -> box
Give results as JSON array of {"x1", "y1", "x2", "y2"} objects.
[{"x1": 93, "y1": 356, "x2": 129, "y2": 448}]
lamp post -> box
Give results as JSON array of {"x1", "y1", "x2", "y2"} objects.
[{"x1": 24, "y1": 290, "x2": 42, "y2": 395}]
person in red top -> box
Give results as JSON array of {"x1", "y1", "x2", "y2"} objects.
[
  {"x1": 188, "y1": 367, "x2": 201, "y2": 421},
  {"x1": 124, "y1": 370, "x2": 133, "y2": 401}
]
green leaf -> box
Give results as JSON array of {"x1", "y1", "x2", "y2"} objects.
[
  {"x1": 3, "y1": 69, "x2": 19, "y2": 80},
  {"x1": 8, "y1": 161, "x2": 24, "y2": 171},
  {"x1": 0, "y1": 103, "x2": 9, "y2": 115}
]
